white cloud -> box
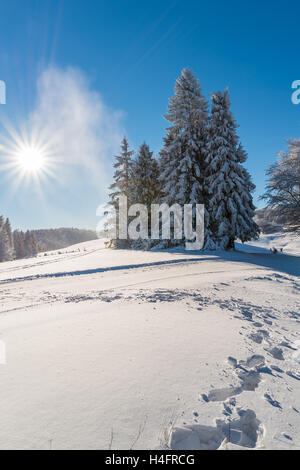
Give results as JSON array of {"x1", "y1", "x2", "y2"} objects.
[{"x1": 30, "y1": 66, "x2": 124, "y2": 190}]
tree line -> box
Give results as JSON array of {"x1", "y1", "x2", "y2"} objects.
[
  {"x1": 0, "y1": 223, "x2": 99, "y2": 263},
  {"x1": 108, "y1": 68, "x2": 259, "y2": 250},
  {"x1": 0, "y1": 216, "x2": 37, "y2": 262}
]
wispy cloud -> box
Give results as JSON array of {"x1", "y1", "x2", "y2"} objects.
[{"x1": 29, "y1": 66, "x2": 124, "y2": 190}]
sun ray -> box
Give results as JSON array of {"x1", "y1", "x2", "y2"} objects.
[{"x1": 0, "y1": 116, "x2": 59, "y2": 191}]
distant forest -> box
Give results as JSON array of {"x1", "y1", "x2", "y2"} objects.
[
  {"x1": 33, "y1": 228, "x2": 97, "y2": 252},
  {"x1": 0, "y1": 218, "x2": 97, "y2": 262}
]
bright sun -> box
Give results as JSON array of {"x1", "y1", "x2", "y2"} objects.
[
  {"x1": 16, "y1": 146, "x2": 45, "y2": 172},
  {"x1": 0, "y1": 123, "x2": 56, "y2": 186}
]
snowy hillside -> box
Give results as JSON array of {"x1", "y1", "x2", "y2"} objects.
[
  {"x1": 0, "y1": 238, "x2": 299, "y2": 450},
  {"x1": 238, "y1": 231, "x2": 300, "y2": 256}
]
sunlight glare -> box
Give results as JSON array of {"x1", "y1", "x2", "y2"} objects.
[
  {"x1": 0, "y1": 120, "x2": 58, "y2": 192},
  {"x1": 16, "y1": 146, "x2": 45, "y2": 172}
]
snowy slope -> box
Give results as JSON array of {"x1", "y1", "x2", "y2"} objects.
[
  {"x1": 0, "y1": 238, "x2": 299, "y2": 450},
  {"x1": 238, "y1": 231, "x2": 300, "y2": 256}
]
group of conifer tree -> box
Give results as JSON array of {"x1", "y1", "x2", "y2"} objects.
[
  {"x1": 108, "y1": 68, "x2": 259, "y2": 250},
  {"x1": 0, "y1": 215, "x2": 37, "y2": 262}
]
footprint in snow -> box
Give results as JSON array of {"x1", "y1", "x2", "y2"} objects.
[
  {"x1": 264, "y1": 393, "x2": 282, "y2": 410},
  {"x1": 267, "y1": 347, "x2": 284, "y2": 361},
  {"x1": 286, "y1": 371, "x2": 300, "y2": 381},
  {"x1": 227, "y1": 356, "x2": 238, "y2": 368},
  {"x1": 244, "y1": 355, "x2": 265, "y2": 369},
  {"x1": 280, "y1": 341, "x2": 297, "y2": 351},
  {"x1": 204, "y1": 368, "x2": 262, "y2": 403},
  {"x1": 248, "y1": 332, "x2": 264, "y2": 344}
]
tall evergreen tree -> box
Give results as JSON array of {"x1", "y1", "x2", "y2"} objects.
[
  {"x1": 109, "y1": 137, "x2": 135, "y2": 205},
  {"x1": 130, "y1": 142, "x2": 161, "y2": 248},
  {"x1": 107, "y1": 137, "x2": 135, "y2": 247},
  {"x1": 160, "y1": 68, "x2": 209, "y2": 206},
  {"x1": 0, "y1": 217, "x2": 9, "y2": 262},
  {"x1": 4, "y1": 218, "x2": 14, "y2": 258},
  {"x1": 158, "y1": 68, "x2": 211, "y2": 247},
  {"x1": 132, "y1": 142, "x2": 160, "y2": 208},
  {"x1": 205, "y1": 90, "x2": 259, "y2": 249},
  {"x1": 0, "y1": 216, "x2": 14, "y2": 261},
  {"x1": 159, "y1": 127, "x2": 180, "y2": 201}
]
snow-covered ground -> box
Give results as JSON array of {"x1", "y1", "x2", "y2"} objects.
[
  {"x1": 0, "y1": 234, "x2": 299, "y2": 450},
  {"x1": 238, "y1": 231, "x2": 300, "y2": 256}
]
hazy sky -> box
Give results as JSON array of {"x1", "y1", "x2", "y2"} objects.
[{"x1": 0, "y1": 0, "x2": 299, "y2": 230}]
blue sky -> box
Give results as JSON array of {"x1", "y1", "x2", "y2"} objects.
[{"x1": 0, "y1": 0, "x2": 299, "y2": 230}]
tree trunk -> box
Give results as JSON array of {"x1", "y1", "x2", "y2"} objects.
[{"x1": 226, "y1": 237, "x2": 235, "y2": 250}]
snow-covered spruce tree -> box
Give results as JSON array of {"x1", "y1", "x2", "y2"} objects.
[
  {"x1": 130, "y1": 142, "x2": 161, "y2": 249},
  {"x1": 132, "y1": 143, "x2": 160, "y2": 208},
  {"x1": 109, "y1": 137, "x2": 135, "y2": 204},
  {"x1": 0, "y1": 216, "x2": 13, "y2": 262},
  {"x1": 236, "y1": 143, "x2": 256, "y2": 194},
  {"x1": 108, "y1": 137, "x2": 135, "y2": 247},
  {"x1": 4, "y1": 218, "x2": 14, "y2": 258},
  {"x1": 205, "y1": 90, "x2": 259, "y2": 249},
  {"x1": 261, "y1": 139, "x2": 300, "y2": 231},
  {"x1": 158, "y1": 68, "x2": 211, "y2": 248}
]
